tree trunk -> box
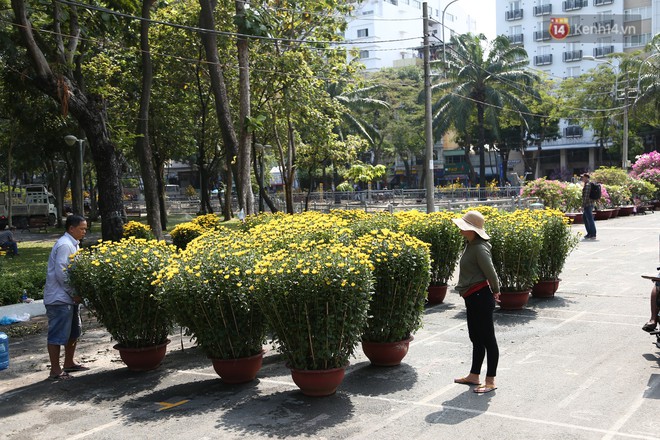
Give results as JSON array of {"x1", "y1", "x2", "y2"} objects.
[
  {"x1": 477, "y1": 104, "x2": 487, "y2": 188},
  {"x1": 235, "y1": 0, "x2": 254, "y2": 214},
  {"x1": 135, "y1": 0, "x2": 163, "y2": 239},
  {"x1": 198, "y1": 0, "x2": 240, "y2": 214},
  {"x1": 11, "y1": 0, "x2": 124, "y2": 241}
]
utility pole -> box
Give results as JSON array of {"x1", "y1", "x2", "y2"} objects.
[
  {"x1": 622, "y1": 85, "x2": 629, "y2": 170},
  {"x1": 423, "y1": 2, "x2": 434, "y2": 213}
]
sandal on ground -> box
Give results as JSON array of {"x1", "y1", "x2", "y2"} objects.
[
  {"x1": 454, "y1": 377, "x2": 481, "y2": 386},
  {"x1": 642, "y1": 321, "x2": 657, "y2": 332},
  {"x1": 473, "y1": 385, "x2": 497, "y2": 394},
  {"x1": 48, "y1": 372, "x2": 73, "y2": 382},
  {"x1": 63, "y1": 364, "x2": 90, "y2": 373}
]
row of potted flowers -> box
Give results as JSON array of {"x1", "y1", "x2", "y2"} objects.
[{"x1": 68, "y1": 208, "x2": 578, "y2": 395}]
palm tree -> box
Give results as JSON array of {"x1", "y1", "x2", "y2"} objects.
[
  {"x1": 432, "y1": 33, "x2": 539, "y2": 186},
  {"x1": 635, "y1": 35, "x2": 660, "y2": 117}
]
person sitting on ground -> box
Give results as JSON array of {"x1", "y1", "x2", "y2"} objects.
[
  {"x1": 643, "y1": 285, "x2": 659, "y2": 332},
  {"x1": 0, "y1": 228, "x2": 18, "y2": 256}
]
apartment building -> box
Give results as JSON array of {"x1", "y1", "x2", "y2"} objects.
[
  {"x1": 345, "y1": 0, "x2": 477, "y2": 71},
  {"x1": 496, "y1": 0, "x2": 658, "y2": 177}
]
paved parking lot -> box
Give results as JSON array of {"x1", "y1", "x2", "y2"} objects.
[{"x1": 1, "y1": 213, "x2": 659, "y2": 439}]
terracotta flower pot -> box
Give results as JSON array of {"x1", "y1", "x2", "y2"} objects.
[
  {"x1": 210, "y1": 350, "x2": 265, "y2": 384},
  {"x1": 427, "y1": 284, "x2": 448, "y2": 304},
  {"x1": 113, "y1": 339, "x2": 170, "y2": 371},
  {"x1": 498, "y1": 290, "x2": 530, "y2": 310},
  {"x1": 531, "y1": 279, "x2": 560, "y2": 298},
  {"x1": 289, "y1": 364, "x2": 348, "y2": 397},
  {"x1": 617, "y1": 206, "x2": 634, "y2": 216},
  {"x1": 564, "y1": 213, "x2": 583, "y2": 224},
  {"x1": 361, "y1": 336, "x2": 414, "y2": 366},
  {"x1": 594, "y1": 209, "x2": 614, "y2": 221}
]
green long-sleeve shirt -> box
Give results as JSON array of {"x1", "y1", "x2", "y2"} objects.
[{"x1": 455, "y1": 237, "x2": 500, "y2": 296}]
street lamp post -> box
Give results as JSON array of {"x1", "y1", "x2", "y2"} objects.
[
  {"x1": 442, "y1": 0, "x2": 461, "y2": 69},
  {"x1": 64, "y1": 135, "x2": 85, "y2": 215},
  {"x1": 583, "y1": 56, "x2": 629, "y2": 170}
]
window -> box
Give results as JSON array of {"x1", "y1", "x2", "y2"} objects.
[
  {"x1": 357, "y1": 28, "x2": 369, "y2": 38},
  {"x1": 359, "y1": 50, "x2": 370, "y2": 59},
  {"x1": 624, "y1": 6, "x2": 651, "y2": 21},
  {"x1": 624, "y1": 33, "x2": 651, "y2": 48},
  {"x1": 566, "y1": 66, "x2": 581, "y2": 78}
]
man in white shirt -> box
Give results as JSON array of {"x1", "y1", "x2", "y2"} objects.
[{"x1": 44, "y1": 215, "x2": 88, "y2": 381}]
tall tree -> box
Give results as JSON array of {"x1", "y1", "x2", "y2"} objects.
[
  {"x1": 10, "y1": 0, "x2": 125, "y2": 240},
  {"x1": 432, "y1": 33, "x2": 539, "y2": 186}
]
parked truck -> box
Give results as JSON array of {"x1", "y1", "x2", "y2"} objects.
[{"x1": 0, "y1": 185, "x2": 58, "y2": 229}]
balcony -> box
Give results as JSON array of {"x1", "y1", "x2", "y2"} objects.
[
  {"x1": 534, "y1": 30, "x2": 551, "y2": 41},
  {"x1": 592, "y1": 19, "x2": 615, "y2": 32},
  {"x1": 505, "y1": 9, "x2": 523, "y2": 20},
  {"x1": 507, "y1": 33, "x2": 524, "y2": 45},
  {"x1": 563, "y1": 0, "x2": 588, "y2": 11},
  {"x1": 567, "y1": 23, "x2": 582, "y2": 37},
  {"x1": 564, "y1": 126, "x2": 584, "y2": 138},
  {"x1": 563, "y1": 50, "x2": 583, "y2": 62},
  {"x1": 593, "y1": 45, "x2": 614, "y2": 57},
  {"x1": 534, "y1": 54, "x2": 553, "y2": 66},
  {"x1": 594, "y1": 0, "x2": 613, "y2": 5},
  {"x1": 533, "y1": 4, "x2": 552, "y2": 16}
]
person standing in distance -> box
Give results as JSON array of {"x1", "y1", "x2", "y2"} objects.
[
  {"x1": 44, "y1": 214, "x2": 88, "y2": 381},
  {"x1": 452, "y1": 211, "x2": 500, "y2": 394},
  {"x1": 581, "y1": 173, "x2": 597, "y2": 240}
]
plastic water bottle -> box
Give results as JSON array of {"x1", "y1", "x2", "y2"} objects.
[
  {"x1": 0, "y1": 332, "x2": 8, "y2": 371},
  {"x1": 21, "y1": 290, "x2": 28, "y2": 303}
]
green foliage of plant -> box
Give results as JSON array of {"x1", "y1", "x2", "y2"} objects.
[
  {"x1": 156, "y1": 231, "x2": 267, "y2": 360},
  {"x1": 185, "y1": 185, "x2": 197, "y2": 198},
  {"x1": 520, "y1": 178, "x2": 572, "y2": 211},
  {"x1": 487, "y1": 210, "x2": 543, "y2": 291},
  {"x1": 252, "y1": 241, "x2": 373, "y2": 370},
  {"x1": 603, "y1": 184, "x2": 632, "y2": 207},
  {"x1": 169, "y1": 222, "x2": 206, "y2": 250},
  {"x1": 67, "y1": 238, "x2": 177, "y2": 348},
  {"x1": 530, "y1": 210, "x2": 579, "y2": 281},
  {"x1": 591, "y1": 167, "x2": 632, "y2": 186},
  {"x1": 240, "y1": 212, "x2": 289, "y2": 232},
  {"x1": 627, "y1": 178, "x2": 657, "y2": 201},
  {"x1": 346, "y1": 212, "x2": 400, "y2": 238},
  {"x1": 0, "y1": 243, "x2": 50, "y2": 306},
  {"x1": 191, "y1": 213, "x2": 224, "y2": 231},
  {"x1": 122, "y1": 220, "x2": 155, "y2": 240},
  {"x1": 355, "y1": 229, "x2": 430, "y2": 343},
  {"x1": 398, "y1": 211, "x2": 463, "y2": 286}
]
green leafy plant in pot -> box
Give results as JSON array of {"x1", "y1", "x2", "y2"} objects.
[
  {"x1": 155, "y1": 230, "x2": 267, "y2": 383},
  {"x1": 487, "y1": 209, "x2": 543, "y2": 309},
  {"x1": 354, "y1": 229, "x2": 430, "y2": 365},
  {"x1": 68, "y1": 237, "x2": 177, "y2": 370},
  {"x1": 529, "y1": 209, "x2": 579, "y2": 297},
  {"x1": 399, "y1": 211, "x2": 463, "y2": 304},
  {"x1": 252, "y1": 239, "x2": 373, "y2": 396}
]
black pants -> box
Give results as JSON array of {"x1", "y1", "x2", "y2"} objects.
[{"x1": 465, "y1": 286, "x2": 499, "y2": 377}]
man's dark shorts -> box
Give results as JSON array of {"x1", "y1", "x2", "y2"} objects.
[{"x1": 46, "y1": 304, "x2": 81, "y2": 345}]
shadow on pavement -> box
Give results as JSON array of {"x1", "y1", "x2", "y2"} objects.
[
  {"x1": 425, "y1": 388, "x2": 493, "y2": 425},
  {"x1": 342, "y1": 361, "x2": 418, "y2": 395},
  {"x1": 218, "y1": 390, "x2": 354, "y2": 438}
]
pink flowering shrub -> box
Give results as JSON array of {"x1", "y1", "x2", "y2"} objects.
[
  {"x1": 631, "y1": 152, "x2": 660, "y2": 193},
  {"x1": 521, "y1": 178, "x2": 577, "y2": 211}
]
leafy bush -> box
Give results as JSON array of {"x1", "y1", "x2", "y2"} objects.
[
  {"x1": 156, "y1": 230, "x2": 267, "y2": 360},
  {"x1": 169, "y1": 221, "x2": 206, "y2": 250},
  {"x1": 399, "y1": 211, "x2": 463, "y2": 286},
  {"x1": 252, "y1": 240, "x2": 373, "y2": 370},
  {"x1": 520, "y1": 178, "x2": 571, "y2": 211},
  {"x1": 122, "y1": 220, "x2": 154, "y2": 239},
  {"x1": 355, "y1": 229, "x2": 430, "y2": 343},
  {"x1": 530, "y1": 210, "x2": 579, "y2": 281},
  {"x1": 68, "y1": 238, "x2": 177, "y2": 348}
]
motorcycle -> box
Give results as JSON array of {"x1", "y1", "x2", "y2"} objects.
[{"x1": 643, "y1": 267, "x2": 660, "y2": 348}]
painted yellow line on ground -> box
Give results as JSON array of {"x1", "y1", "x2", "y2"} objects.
[{"x1": 157, "y1": 400, "x2": 189, "y2": 411}]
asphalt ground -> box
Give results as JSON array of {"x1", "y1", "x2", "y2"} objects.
[{"x1": 1, "y1": 212, "x2": 660, "y2": 439}]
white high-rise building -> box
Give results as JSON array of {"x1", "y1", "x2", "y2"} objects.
[
  {"x1": 496, "y1": 0, "x2": 658, "y2": 177},
  {"x1": 345, "y1": 0, "x2": 477, "y2": 71}
]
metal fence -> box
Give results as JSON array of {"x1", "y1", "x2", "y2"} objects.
[{"x1": 138, "y1": 186, "x2": 535, "y2": 216}]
